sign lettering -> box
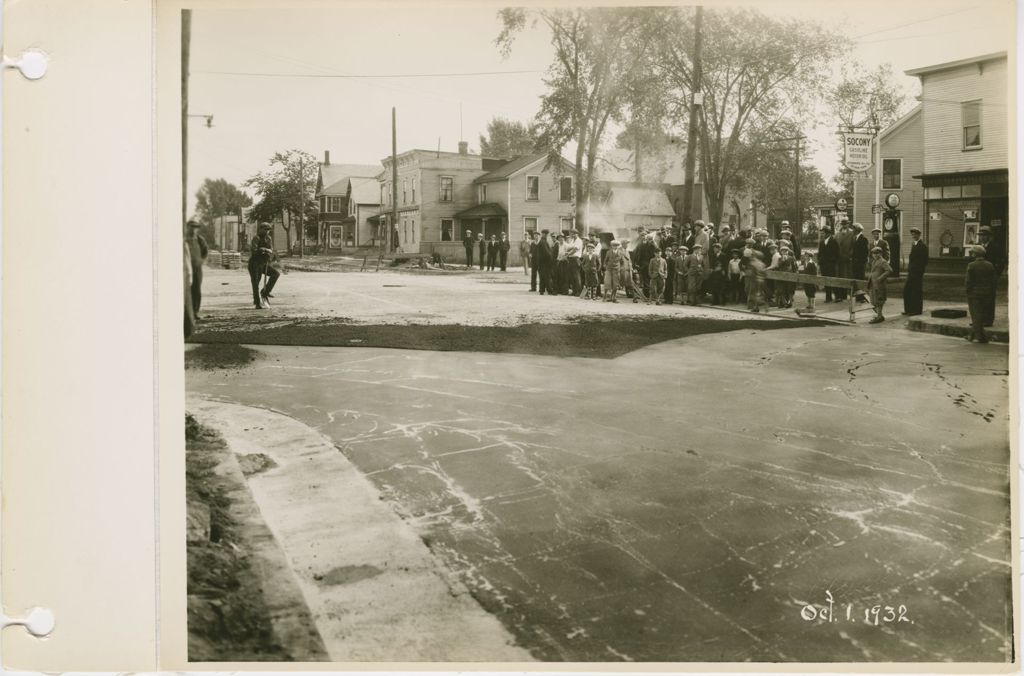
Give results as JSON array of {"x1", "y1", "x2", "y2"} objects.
[{"x1": 842, "y1": 131, "x2": 875, "y2": 173}]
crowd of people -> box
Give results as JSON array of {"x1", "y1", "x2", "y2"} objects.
[{"x1": 510, "y1": 219, "x2": 921, "y2": 322}]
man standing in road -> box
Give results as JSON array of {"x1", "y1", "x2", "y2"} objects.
[
  {"x1": 536, "y1": 229, "x2": 554, "y2": 295},
  {"x1": 817, "y1": 225, "x2": 839, "y2": 303},
  {"x1": 248, "y1": 222, "x2": 280, "y2": 309},
  {"x1": 851, "y1": 223, "x2": 870, "y2": 303},
  {"x1": 528, "y1": 231, "x2": 540, "y2": 291},
  {"x1": 462, "y1": 229, "x2": 475, "y2": 269},
  {"x1": 902, "y1": 226, "x2": 928, "y2": 316},
  {"x1": 965, "y1": 244, "x2": 997, "y2": 343},
  {"x1": 185, "y1": 220, "x2": 208, "y2": 320},
  {"x1": 497, "y1": 232, "x2": 511, "y2": 271}
]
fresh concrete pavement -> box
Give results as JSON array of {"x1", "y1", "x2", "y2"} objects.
[{"x1": 187, "y1": 266, "x2": 1012, "y2": 662}]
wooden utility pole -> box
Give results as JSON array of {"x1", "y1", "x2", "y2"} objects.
[
  {"x1": 681, "y1": 5, "x2": 703, "y2": 227},
  {"x1": 793, "y1": 136, "x2": 801, "y2": 237},
  {"x1": 391, "y1": 107, "x2": 398, "y2": 254},
  {"x1": 181, "y1": 9, "x2": 191, "y2": 229},
  {"x1": 299, "y1": 156, "x2": 305, "y2": 258}
]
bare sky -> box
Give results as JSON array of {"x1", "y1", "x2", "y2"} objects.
[{"x1": 185, "y1": 1, "x2": 1015, "y2": 215}]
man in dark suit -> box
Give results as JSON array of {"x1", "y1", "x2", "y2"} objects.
[
  {"x1": 536, "y1": 229, "x2": 555, "y2": 295},
  {"x1": 980, "y1": 225, "x2": 1007, "y2": 281},
  {"x1": 835, "y1": 222, "x2": 853, "y2": 301},
  {"x1": 965, "y1": 244, "x2": 997, "y2": 343},
  {"x1": 817, "y1": 226, "x2": 839, "y2": 303},
  {"x1": 497, "y1": 232, "x2": 511, "y2": 271},
  {"x1": 851, "y1": 223, "x2": 870, "y2": 303},
  {"x1": 528, "y1": 231, "x2": 540, "y2": 291},
  {"x1": 902, "y1": 226, "x2": 928, "y2": 316},
  {"x1": 477, "y1": 233, "x2": 486, "y2": 270},
  {"x1": 462, "y1": 229, "x2": 475, "y2": 269}
]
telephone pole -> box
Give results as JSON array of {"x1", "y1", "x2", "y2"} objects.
[
  {"x1": 794, "y1": 136, "x2": 801, "y2": 236},
  {"x1": 181, "y1": 9, "x2": 191, "y2": 228},
  {"x1": 299, "y1": 156, "x2": 305, "y2": 258},
  {"x1": 391, "y1": 107, "x2": 398, "y2": 254},
  {"x1": 681, "y1": 6, "x2": 703, "y2": 228}
]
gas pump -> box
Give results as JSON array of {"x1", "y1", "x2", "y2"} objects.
[{"x1": 883, "y1": 193, "x2": 901, "y2": 277}]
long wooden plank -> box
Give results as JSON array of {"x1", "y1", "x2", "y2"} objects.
[{"x1": 764, "y1": 270, "x2": 866, "y2": 289}]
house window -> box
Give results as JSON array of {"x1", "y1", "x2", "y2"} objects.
[
  {"x1": 560, "y1": 217, "x2": 574, "y2": 233},
  {"x1": 411, "y1": 218, "x2": 416, "y2": 243},
  {"x1": 402, "y1": 179, "x2": 407, "y2": 205},
  {"x1": 559, "y1": 176, "x2": 573, "y2": 202},
  {"x1": 320, "y1": 196, "x2": 326, "y2": 212},
  {"x1": 440, "y1": 176, "x2": 454, "y2": 202},
  {"x1": 478, "y1": 183, "x2": 487, "y2": 203},
  {"x1": 403, "y1": 219, "x2": 407, "y2": 243},
  {"x1": 526, "y1": 175, "x2": 539, "y2": 201},
  {"x1": 329, "y1": 196, "x2": 342, "y2": 213},
  {"x1": 441, "y1": 218, "x2": 454, "y2": 241},
  {"x1": 882, "y1": 159, "x2": 902, "y2": 190},
  {"x1": 523, "y1": 216, "x2": 538, "y2": 235},
  {"x1": 962, "y1": 100, "x2": 982, "y2": 149}
]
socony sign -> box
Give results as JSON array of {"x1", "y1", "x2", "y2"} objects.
[{"x1": 842, "y1": 132, "x2": 874, "y2": 173}]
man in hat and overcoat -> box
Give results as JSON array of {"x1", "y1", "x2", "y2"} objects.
[
  {"x1": 903, "y1": 226, "x2": 927, "y2": 316},
  {"x1": 249, "y1": 222, "x2": 280, "y2": 309}
]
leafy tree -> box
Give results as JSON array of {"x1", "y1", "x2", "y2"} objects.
[
  {"x1": 195, "y1": 178, "x2": 251, "y2": 224},
  {"x1": 826, "y1": 62, "x2": 914, "y2": 194},
  {"x1": 656, "y1": 7, "x2": 844, "y2": 226},
  {"x1": 479, "y1": 117, "x2": 541, "y2": 158},
  {"x1": 613, "y1": 56, "x2": 678, "y2": 183},
  {"x1": 244, "y1": 149, "x2": 318, "y2": 253},
  {"x1": 497, "y1": 7, "x2": 661, "y2": 232}
]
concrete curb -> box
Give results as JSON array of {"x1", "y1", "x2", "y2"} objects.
[
  {"x1": 905, "y1": 318, "x2": 1010, "y2": 343},
  {"x1": 187, "y1": 396, "x2": 533, "y2": 662}
]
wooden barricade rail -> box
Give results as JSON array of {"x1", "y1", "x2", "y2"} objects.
[{"x1": 763, "y1": 271, "x2": 868, "y2": 322}]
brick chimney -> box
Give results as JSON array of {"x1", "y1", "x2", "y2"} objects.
[
  {"x1": 458, "y1": 141, "x2": 468, "y2": 155},
  {"x1": 324, "y1": 150, "x2": 330, "y2": 165}
]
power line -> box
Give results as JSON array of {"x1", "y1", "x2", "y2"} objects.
[
  {"x1": 852, "y1": 6, "x2": 980, "y2": 40},
  {"x1": 193, "y1": 69, "x2": 544, "y2": 79}
]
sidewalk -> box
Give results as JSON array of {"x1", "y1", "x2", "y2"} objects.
[
  {"x1": 904, "y1": 301, "x2": 1011, "y2": 343},
  {"x1": 187, "y1": 396, "x2": 532, "y2": 662}
]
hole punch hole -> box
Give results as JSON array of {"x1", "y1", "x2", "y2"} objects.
[
  {"x1": 3, "y1": 49, "x2": 49, "y2": 80},
  {"x1": 2, "y1": 607, "x2": 55, "y2": 638}
]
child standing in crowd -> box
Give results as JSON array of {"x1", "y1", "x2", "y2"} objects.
[
  {"x1": 648, "y1": 249, "x2": 667, "y2": 305},
  {"x1": 603, "y1": 240, "x2": 625, "y2": 302},
  {"x1": 673, "y1": 246, "x2": 688, "y2": 304},
  {"x1": 867, "y1": 245, "x2": 892, "y2": 323},
  {"x1": 747, "y1": 250, "x2": 766, "y2": 312},
  {"x1": 581, "y1": 243, "x2": 601, "y2": 300},
  {"x1": 684, "y1": 243, "x2": 705, "y2": 305},
  {"x1": 799, "y1": 251, "x2": 818, "y2": 313},
  {"x1": 727, "y1": 249, "x2": 743, "y2": 303},
  {"x1": 775, "y1": 244, "x2": 797, "y2": 308}
]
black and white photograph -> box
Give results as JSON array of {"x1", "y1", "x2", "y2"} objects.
[{"x1": 180, "y1": 1, "x2": 1015, "y2": 665}]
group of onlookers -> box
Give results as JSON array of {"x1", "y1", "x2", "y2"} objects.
[{"x1": 461, "y1": 230, "x2": 513, "y2": 271}]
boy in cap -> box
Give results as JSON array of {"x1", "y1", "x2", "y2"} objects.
[
  {"x1": 648, "y1": 247, "x2": 668, "y2": 305},
  {"x1": 602, "y1": 240, "x2": 626, "y2": 302},
  {"x1": 727, "y1": 249, "x2": 743, "y2": 303},
  {"x1": 798, "y1": 251, "x2": 818, "y2": 313},
  {"x1": 673, "y1": 245, "x2": 688, "y2": 304},
  {"x1": 707, "y1": 242, "x2": 726, "y2": 304},
  {"x1": 581, "y1": 242, "x2": 601, "y2": 300},
  {"x1": 775, "y1": 244, "x2": 797, "y2": 308},
  {"x1": 965, "y1": 244, "x2": 996, "y2": 343},
  {"x1": 684, "y1": 243, "x2": 705, "y2": 305},
  {"x1": 866, "y1": 246, "x2": 892, "y2": 323}
]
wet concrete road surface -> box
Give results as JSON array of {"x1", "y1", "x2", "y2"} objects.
[{"x1": 187, "y1": 325, "x2": 1011, "y2": 662}]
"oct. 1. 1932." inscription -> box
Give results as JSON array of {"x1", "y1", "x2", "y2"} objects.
[{"x1": 800, "y1": 590, "x2": 913, "y2": 626}]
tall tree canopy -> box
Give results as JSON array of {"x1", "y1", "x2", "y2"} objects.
[
  {"x1": 656, "y1": 7, "x2": 844, "y2": 226},
  {"x1": 497, "y1": 7, "x2": 661, "y2": 232},
  {"x1": 194, "y1": 178, "x2": 251, "y2": 226},
  {"x1": 479, "y1": 117, "x2": 541, "y2": 158},
  {"x1": 244, "y1": 149, "x2": 318, "y2": 251}
]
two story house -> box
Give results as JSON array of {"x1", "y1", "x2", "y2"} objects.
[
  {"x1": 315, "y1": 151, "x2": 380, "y2": 250},
  {"x1": 906, "y1": 52, "x2": 1008, "y2": 259},
  {"x1": 852, "y1": 105, "x2": 925, "y2": 267},
  {"x1": 333, "y1": 176, "x2": 381, "y2": 249}
]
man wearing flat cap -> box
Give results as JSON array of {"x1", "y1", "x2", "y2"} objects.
[
  {"x1": 965, "y1": 244, "x2": 996, "y2": 343},
  {"x1": 462, "y1": 229, "x2": 475, "y2": 269},
  {"x1": 185, "y1": 220, "x2": 208, "y2": 320},
  {"x1": 248, "y1": 222, "x2": 281, "y2": 309},
  {"x1": 903, "y1": 226, "x2": 928, "y2": 316},
  {"x1": 870, "y1": 226, "x2": 890, "y2": 262}
]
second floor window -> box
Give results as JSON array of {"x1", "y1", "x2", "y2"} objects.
[
  {"x1": 412, "y1": 178, "x2": 417, "y2": 203},
  {"x1": 526, "y1": 175, "x2": 539, "y2": 201},
  {"x1": 882, "y1": 159, "x2": 902, "y2": 190},
  {"x1": 402, "y1": 179, "x2": 407, "y2": 205},
  {"x1": 559, "y1": 176, "x2": 573, "y2": 202},
  {"x1": 329, "y1": 196, "x2": 342, "y2": 213},
  {"x1": 478, "y1": 183, "x2": 487, "y2": 203},
  {"x1": 962, "y1": 100, "x2": 982, "y2": 149},
  {"x1": 440, "y1": 176, "x2": 454, "y2": 202}
]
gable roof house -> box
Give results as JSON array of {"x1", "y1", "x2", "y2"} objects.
[{"x1": 315, "y1": 151, "x2": 380, "y2": 250}]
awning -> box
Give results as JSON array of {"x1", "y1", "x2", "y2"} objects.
[
  {"x1": 453, "y1": 202, "x2": 508, "y2": 219},
  {"x1": 911, "y1": 169, "x2": 1008, "y2": 187}
]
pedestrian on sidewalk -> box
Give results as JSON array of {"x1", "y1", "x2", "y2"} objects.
[
  {"x1": 497, "y1": 232, "x2": 511, "y2": 271},
  {"x1": 519, "y1": 234, "x2": 531, "y2": 277},
  {"x1": 463, "y1": 229, "x2": 475, "y2": 269},
  {"x1": 648, "y1": 249, "x2": 667, "y2": 305},
  {"x1": 477, "y1": 233, "x2": 486, "y2": 270},
  {"x1": 798, "y1": 251, "x2": 818, "y2": 313},
  {"x1": 248, "y1": 222, "x2": 280, "y2": 309},
  {"x1": 528, "y1": 231, "x2": 540, "y2": 291},
  {"x1": 965, "y1": 244, "x2": 996, "y2": 343},
  {"x1": 817, "y1": 226, "x2": 839, "y2": 303},
  {"x1": 486, "y1": 235, "x2": 499, "y2": 271},
  {"x1": 537, "y1": 229, "x2": 555, "y2": 295},
  {"x1": 581, "y1": 242, "x2": 601, "y2": 299},
  {"x1": 564, "y1": 231, "x2": 583, "y2": 296},
  {"x1": 902, "y1": 227, "x2": 927, "y2": 316},
  {"x1": 185, "y1": 220, "x2": 208, "y2": 319},
  {"x1": 673, "y1": 246, "x2": 688, "y2": 304},
  {"x1": 867, "y1": 246, "x2": 892, "y2": 324}
]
